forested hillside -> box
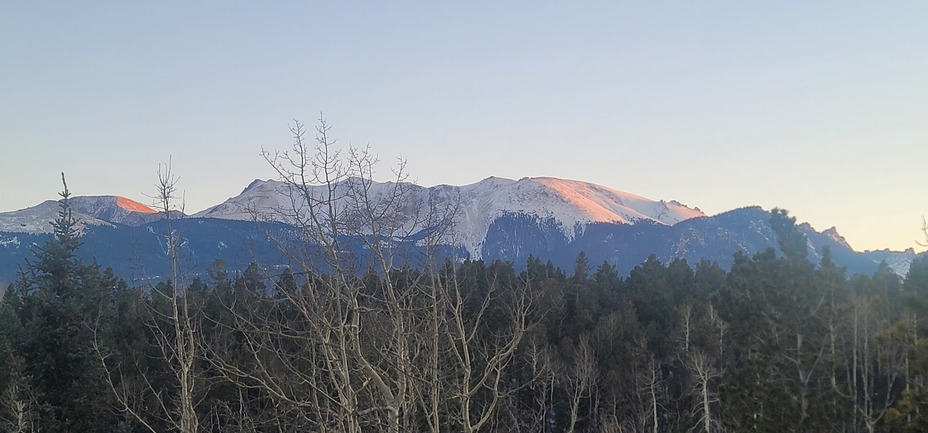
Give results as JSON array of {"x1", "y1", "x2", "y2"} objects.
[{"x1": 2, "y1": 174, "x2": 928, "y2": 433}]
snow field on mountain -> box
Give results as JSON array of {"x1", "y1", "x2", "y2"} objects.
[{"x1": 194, "y1": 176, "x2": 706, "y2": 258}]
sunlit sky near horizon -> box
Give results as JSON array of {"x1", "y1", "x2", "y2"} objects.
[{"x1": 1, "y1": 2, "x2": 926, "y2": 253}]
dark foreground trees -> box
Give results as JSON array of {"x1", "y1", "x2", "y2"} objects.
[{"x1": 0, "y1": 174, "x2": 117, "y2": 432}]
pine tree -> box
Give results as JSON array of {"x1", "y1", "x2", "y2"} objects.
[{"x1": 10, "y1": 173, "x2": 113, "y2": 432}]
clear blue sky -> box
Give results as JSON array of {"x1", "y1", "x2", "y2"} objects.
[{"x1": 1, "y1": 1, "x2": 926, "y2": 252}]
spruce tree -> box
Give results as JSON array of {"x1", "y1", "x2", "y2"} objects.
[{"x1": 10, "y1": 174, "x2": 113, "y2": 432}]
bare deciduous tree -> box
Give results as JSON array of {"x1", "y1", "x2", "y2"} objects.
[
  {"x1": 201, "y1": 116, "x2": 536, "y2": 433},
  {"x1": 0, "y1": 357, "x2": 35, "y2": 433},
  {"x1": 563, "y1": 336, "x2": 599, "y2": 433},
  {"x1": 441, "y1": 263, "x2": 533, "y2": 433},
  {"x1": 96, "y1": 160, "x2": 200, "y2": 433},
  {"x1": 675, "y1": 303, "x2": 725, "y2": 433}
]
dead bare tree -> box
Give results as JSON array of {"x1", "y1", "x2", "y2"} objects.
[
  {"x1": 675, "y1": 303, "x2": 726, "y2": 433},
  {"x1": 201, "y1": 116, "x2": 537, "y2": 433},
  {"x1": 856, "y1": 294, "x2": 906, "y2": 433},
  {"x1": 0, "y1": 356, "x2": 35, "y2": 433},
  {"x1": 623, "y1": 337, "x2": 663, "y2": 433},
  {"x1": 199, "y1": 116, "x2": 446, "y2": 432},
  {"x1": 509, "y1": 337, "x2": 556, "y2": 433},
  {"x1": 95, "y1": 160, "x2": 200, "y2": 433},
  {"x1": 685, "y1": 349, "x2": 722, "y2": 433},
  {"x1": 440, "y1": 262, "x2": 533, "y2": 433},
  {"x1": 562, "y1": 336, "x2": 599, "y2": 433}
]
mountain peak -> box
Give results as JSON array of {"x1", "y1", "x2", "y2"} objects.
[
  {"x1": 526, "y1": 177, "x2": 705, "y2": 225},
  {"x1": 64, "y1": 195, "x2": 168, "y2": 227},
  {"x1": 242, "y1": 179, "x2": 272, "y2": 194},
  {"x1": 822, "y1": 226, "x2": 853, "y2": 251}
]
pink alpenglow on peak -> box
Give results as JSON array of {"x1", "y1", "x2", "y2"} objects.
[
  {"x1": 116, "y1": 196, "x2": 157, "y2": 214},
  {"x1": 529, "y1": 177, "x2": 705, "y2": 225}
]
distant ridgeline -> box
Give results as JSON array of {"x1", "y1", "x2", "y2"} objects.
[{"x1": 0, "y1": 177, "x2": 918, "y2": 282}]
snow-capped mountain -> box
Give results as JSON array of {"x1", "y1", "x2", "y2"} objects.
[
  {"x1": 448, "y1": 177, "x2": 704, "y2": 256},
  {"x1": 0, "y1": 200, "x2": 113, "y2": 234},
  {"x1": 0, "y1": 195, "x2": 160, "y2": 235},
  {"x1": 69, "y1": 196, "x2": 160, "y2": 226},
  {"x1": 195, "y1": 176, "x2": 706, "y2": 258},
  {"x1": 0, "y1": 177, "x2": 921, "y2": 283}
]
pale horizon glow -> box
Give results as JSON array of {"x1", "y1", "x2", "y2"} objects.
[{"x1": 1, "y1": 2, "x2": 926, "y2": 253}]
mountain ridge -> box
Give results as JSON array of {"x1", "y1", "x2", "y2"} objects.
[
  {"x1": 193, "y1": 176, "x2": 706, "y2": 258},
  {"x1": 0, "y1": 176, "x2": 919, "y2": 282},
  {"x1": 0, "y1": 195, "x2": 164, "y2": 234}
]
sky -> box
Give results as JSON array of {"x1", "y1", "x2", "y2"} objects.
[{"x1": 1, "y1": 1, "x2": 926, "y2": 252}]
